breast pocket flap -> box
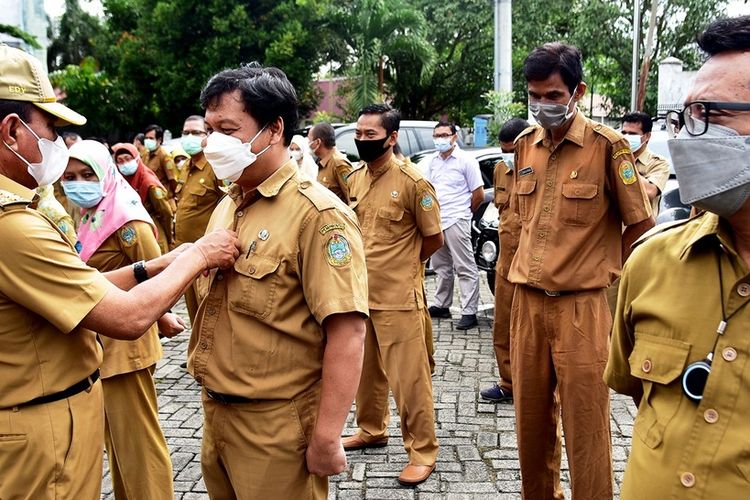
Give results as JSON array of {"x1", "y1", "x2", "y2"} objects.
[
  {"x1": 562, "y1": 182, "x2": 598, "y2": 200},
  {"x1": 628, "y1": 333, "x2": 690, "y2": 385}
]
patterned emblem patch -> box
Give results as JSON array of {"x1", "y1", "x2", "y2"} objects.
[
  {"x1": 612, "y1": 148, "x2": 631, "y2": 160},
  {"x1": 419, "y1": 192, "x2": 434, "y2": 211},
  {"x1": 619, "y1": 161, "x2": 637, "y2": 185},
  {"x1": 119, "y1": 224, "x2": 138, "y2": 247},
  {"x1": 326, "y1": 233, "x2": 352, "y2": 267},
  {"x1": 154, "y1": 187, "x2": 165, "y2": 199}
]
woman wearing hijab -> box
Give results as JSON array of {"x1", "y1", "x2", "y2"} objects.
[
  {"x1": 111, "y1": 142, "x2": 174, "y2": 253},
  {"x1": 289, "y1": 134, "x2": 319, "y2": 180},
  {"x1": 61, "y1": 140, "x2": 180, "y2": 500}
]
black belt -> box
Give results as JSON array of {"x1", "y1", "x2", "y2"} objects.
[
  {"x1": 525, "y1": 284, "x2": 576, "y2": 297},
  {"x1": 18, "y1": 370, "x2": 100, "y2": 409},
  {"x1": 205, "y1": 388, "x2": 255, "y2": 405}
]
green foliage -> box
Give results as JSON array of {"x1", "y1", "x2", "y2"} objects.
[
  {"x1": 47, "y1": 0, "x2": 103, "y2": 70},
  {"x1": 311, "y1": 110, "x2": 338, "y2": 124},
  {"x1": 483, "y1": 91, "x2": 525, "y2": 145},
  {"x1": 0, "y1": 24, "x2": 41, "y2": 49}
]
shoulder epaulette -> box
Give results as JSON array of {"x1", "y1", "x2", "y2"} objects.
[
  {"x1": 514, "y1": 126, "x2": 537, "y2": 144},
  {"x1": 0, "y1": 189, "x2": 31, "y2": 209},
  {"x1": 592, "y1": 123, "x2": 624, "y2": 144},
  {"x1": 298, "y1": 180, "x2": 337, "y2": 211},
  {"x1": 399, "y1": 162, "x2": 425, "y2": 183},
  {"x1": 632, "y1": 216, "x2": 693, "y2": 249}
]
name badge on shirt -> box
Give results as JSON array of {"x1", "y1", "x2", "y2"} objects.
[{"x1": 518, "y1": 166, "x2": 534, "y2": 177}]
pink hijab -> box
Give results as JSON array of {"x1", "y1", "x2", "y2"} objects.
[{"x1": 69, "y1": 140, "x2": 155, "y2": 262}]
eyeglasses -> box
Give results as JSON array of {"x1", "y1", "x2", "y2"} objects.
[
  {"x1": 433, "y1": 133, "x2": 454, "y2": 139},
  {"x1": 182, "y1": 130, "x2": 207, "y2": 137},
  {"x1": 665, "y1": 101, "x2": 750, "y2": 138}
]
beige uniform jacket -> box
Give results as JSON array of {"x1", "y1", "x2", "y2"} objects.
[
  {"x1": 86, "y1": 221, "x2": 163, "y2": 379},
  {"x1": 318, "y1": 148, "x2": 353, "y2": 203},
  {"x1": 142, "y1": 147, "x2": 176, "y2": 192},
  {"x1": 508, "y1": 112, "x2": 652, "y2": 291},
  {"x1": 174, "y1": 153, "x2": 224, "y2": 246},
  {"x1": 347, "y1": 155, "x2": 442, "y2": 310},
  {"x1": 605, "y1": 213, "x2": 750, "y2": 499},
  {"x1": 635, "y1": 147, "x2": 671, "y2": 216},
  {"x1": 144, "y1": 184, "x2": 174, "y2": 248},
  {"x1": 0, "y1": 174, "x2": 108, "y2": 408},
  {"x1": 189, "y1": 160, "x2": 369, "y2": 400},
  {"x1": 493, "y1": 160, "x2": 521, "y2": 279}
]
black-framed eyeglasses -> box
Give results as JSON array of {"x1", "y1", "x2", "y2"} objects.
[
  {"x1": 433, "y1": 133, "x2": 454, "y2": 139},
  {"x1": 182, "y1": 130, "x2": 207, "y2": 137},
  {"x1": 665, "y1": 101, "x2": 750, "y2": 138}
]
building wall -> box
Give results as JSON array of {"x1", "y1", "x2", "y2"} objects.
[{"x1": 0, "y1": 0, "x2": 49, "y2": 68}]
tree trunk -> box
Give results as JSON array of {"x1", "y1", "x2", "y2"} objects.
[
  {"x1": 378, "y1": 55, "x2": 385, "y2": 99},
  {"x1": 636, "y1": 0, "x2": 659, "y2": 111}
]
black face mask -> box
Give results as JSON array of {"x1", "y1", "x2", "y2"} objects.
[{"x1": 355, "y1": 137, "x2": 390, "y2": 163}]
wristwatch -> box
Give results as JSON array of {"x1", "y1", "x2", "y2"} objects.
[{"x1": 133, "y1": 260, "x2": 149, "y2": 283}]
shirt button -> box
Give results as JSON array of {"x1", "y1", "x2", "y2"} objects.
[
  {"x1": 722, "y1": 347, "x2": 737, "y2": 362},
  {"x1": 737, "y1": 283, "x2": 750, "y2": 296},
  {"x1": 641, "y1": 359, "x2": 652, "y2": 373},
  {"x1": 680, "y1": 472, "x2": 696, "y2": 488},
  {"x1": 207, "y1": 307, "x2": 217, "y2": 316},
  {"x1": 200, "y1": 341, "x2": 208, "y2": 349},
  {"x1": 538, "y1": 232, "x2": 546, "y2": 238},
  {"x1": 550, "y1": 154, "x2": 557, "y2": 161},
  {"x1": 236, "y1": 211, "x2": 244, "y2": 218},
  {"x1": 704, "y1": 409, "x2": 719, "y2": 424},
  {"x1": 532, "y1": 256, "x2": 541, "y2": 262},
  {"x1": 543, "y1": 205, "x2": 551, "y2": 212},
  {"x1": 546, "y1": 180, "x2": 554, "y2": 188},
  {"x1": 216, "y1": 274, "x2": 224, "y2": 281},
  {"x1": 249, "y1": 266, "x2": 256, "y2": 274}
]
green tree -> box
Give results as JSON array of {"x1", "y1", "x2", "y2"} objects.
[
  {"x1": 47, "y1": 0, "x2": 103, "y2": 71},
  {"x1": 0, "y1": 24, "x2": 41, "y2": 48}
]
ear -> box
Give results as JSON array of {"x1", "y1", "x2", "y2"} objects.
[
  {"x1": 0, "y1": 114, "x2": 22, "y2": 148},
  {"x1": 574, "y1": 82, "x2": 588, "y2": 101},
  {"x1": 267, "y1": 117, "x2": 285, "y2": 146},
  {"x1": 387, "y1": 130, "x2": 398, "y2": 147},
  {"x1": 642, "y1": 131, "x2": 652, "y2": 143}
]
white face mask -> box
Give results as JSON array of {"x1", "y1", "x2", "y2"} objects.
[
  {"x1": 118, "y1": 159, "x2": 138, "y2": 176},
  {"x1": 668, "y1": 123, "x2": 750, "y2": 217},
  {"x1": 203, "y1": 125, "x2": 270, "y2": 182},
  {"x1": 290, "y1": 150, "x2": 303, "y2": 161},
  {"x1": 3, "y1": 119, "x2": 70, "y2": 187}
]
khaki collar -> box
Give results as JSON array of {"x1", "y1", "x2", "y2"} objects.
[
  {"x1": 532, "y1": 109, "x2": 586, "y2": 148},
  {"x1": 679, "y1": 212, "x2": 738, "y2": 261},
  {"x1": 367, "y1": 152, "x2": 397, "y2": 178},
  {"x1": 190, "y1": 152, "x2": 208, "y2": 172},
  {"x1": 229, "y1": 159, "x2": 298, "y2": 209},
  {"x1": 0, "y1": 173, "x2": 36, "y2": 203}
]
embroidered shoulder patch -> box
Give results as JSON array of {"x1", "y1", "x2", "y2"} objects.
[
  {"x1": 619, "y1": 161, "x2": 637, "y2": 185},
  {"x1": 419, "y1": 192, "x2": 435, "y2": 211},
  {"x1": 154, "y1": 187, "x2": 166, "y2": 199},
  {"x1": 0, "y1": 189, "x2": 24, "y2": 205},
  {"x1": 612, "y1": 148, "x2": 631, "y2": 160},
  {"x1": 320, "y1": 223, "x2": 345, "y2": 235},
  {"x1": 119, "y1": 224, "x2": 138, "y2": 247},
  {"x1": 326, "y1": 233, "x2": 352, "y2": 267}
]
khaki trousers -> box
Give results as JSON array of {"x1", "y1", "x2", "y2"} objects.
[
  {"x1": 511, "y1": 286, "x2": 613, "y2": 500},
  {"x1": 353, "y1": 309, "x2": 439, "y2": 465},
  {"x1": 420, "y1": 265, "x2": 435, "y2": 374},
  {"x1": 492, "y1": 272, "x2": 515, "y2": 391},
  {"x1": 201, "y1": 383, "x2": 326, "y2": 499},
  {"x1": 102, "y1": 366, "x2": 173, "y2": 500},
  {"x1": 0, "y1": 381, "x2": 104, "y2": 500}
]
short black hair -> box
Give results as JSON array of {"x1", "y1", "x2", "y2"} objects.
[
  {"x1": 0, "y1": 99, "x2": 33, "y2": 122},
  {"x1": 499, "y1": 118, "x2": 530, "y2": 143},
  {"x1": 622, "y1": 111, "x2": 653, "y2": 134},
  {"x1": 697, "y1": 16, "x2": 750, "y2": 56},
  {"x1": 310, "y1": 122, "x2": 336, "y2": 148},
  {"x1": 144, "y1": 124, "x2": 164, "y2": 141},
  {"x1": 434, "y1": 121, "x2": 457, "y2": 134},
  {"x1": 133, "y1": 132, "x2": 145, "y2": 143},
  {"x1": 358, "y1": 104, "x2": 401, "y2": 135},
  {"x1": 200, "y1": 62, "x2": 299, "y2": 146},
  {"x1": 523, "y1": 42, "x2": 583, "y2": 95}
]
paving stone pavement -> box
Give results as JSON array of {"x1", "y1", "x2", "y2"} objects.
[{"x1": 102, "y1": 273, "x2": 636, "y2": 499}]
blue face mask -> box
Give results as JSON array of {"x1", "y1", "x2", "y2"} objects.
[
  {"x1": 62, "y1": 181, "x2": 103, "y2": 208},
  {"x1": 117, "y1": 159, "x2": 138, "y2": 177},
  {"x1": 181, "y1": 134, "x2": 203, "y2": 155},
  {"x1": 623, "y1": 134, "x2": 642, "y2": 152}
]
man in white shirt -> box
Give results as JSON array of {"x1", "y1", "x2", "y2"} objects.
[{"x1": 425, "y1": 122, "x2": 485, "y2": 329}]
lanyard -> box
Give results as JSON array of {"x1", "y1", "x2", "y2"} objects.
[{"x1": 707, "y1": 246, "x2": 750, "y2": 360}]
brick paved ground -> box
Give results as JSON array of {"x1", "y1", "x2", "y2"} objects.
[{"x1": 102, "y1": 274, "x2": 637, "y2": 499}]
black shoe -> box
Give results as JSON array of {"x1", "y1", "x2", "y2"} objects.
[
  {"x1": 456, "y1": 314, "x2": 478, "y2": 330},
  {"x1": 179, "y1": 361, "x2": 187, "y2": 369},
  {"x1": 428, "y1": 306, "x2": 451, "y2": 319},
  {"x1": 480, "y1": 383, "x2": 513, "y2": 403}
]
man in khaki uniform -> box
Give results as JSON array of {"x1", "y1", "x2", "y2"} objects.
[
  {"x1": 606, "y1": 16, "x2": 750, "y2": 500},
  {"x1": 621, "y1": 111, "x2": 670, "y2": 216},
  {"x1": 174, "y1": 114, "x2": 224, "y2": 324},
  {"x1": 0, "y1": 45, "x2": 240, "y2": 500},
  {"x1": 142, "y1": 123, "x2": 178, "y2": 202},
  {"x1": 509, "y1": 43, "x2": 654, "y2": 499},
  {"x1": 342, "y1": 104, "x2": 444, "y2": 486},
  {"x1": 480, "y1": 117, "x2": 529, "y2": 404},
  {"x1": 190, "y1": 63, "x2": 369, "y2": 499},
  {"x1": 308, "y1": 122, "x2": 353, "y2": 202}
]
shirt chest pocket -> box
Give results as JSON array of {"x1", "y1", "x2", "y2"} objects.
[
  {"x1": 228, "y1": 255, "x2": 281, "y2": 319},
  {"x1": 560, "y1": 182, "x2": 599, "y2": 226},
  {"x1": 374, "y1": 207, "x2": 405, "y2": 242},
  {"x1": 628, "y1": 333, "x2": 691, "y2": 449},
  {"x1": 516, "y1": 180, "x2": 536, "y2": 222}
]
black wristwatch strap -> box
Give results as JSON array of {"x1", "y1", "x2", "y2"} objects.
[{"x1": 133, "y1": 260, "x2": 149, "y2": 283}]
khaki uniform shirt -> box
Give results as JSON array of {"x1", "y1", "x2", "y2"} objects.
[
  {"x1": 142, "y1": 147, "x2": 176, "y2": 194},
  {"x1": 493, "y1": 160, "x2": 521, "y2": 279},
  {"x1": 508, "y1": 112, "x2": 652, "y2": 291},
  {"x1": 174, "y1": 153, "x2": 223, "y2": 246},
  {"x1": 635, "y1": 147, "x2": 671, "y2": 216},
  {"x1": 318, "y1": 148, "x2": 353, "y2": 203},
  {"x1": 189, "y1": 160, "x2": 368, "y2": 400},
  {"x1": 86, "y1": 221, "x2": 163, "y2": 379},
  {"x1": 605, "y1": 213, "x2": 750, "y2": 499},
  {"x1": 348, "y1": 155, "x2": 442, "y2": 310},
  {"x1": 145, "y1": 184, "x2": 174, "y2": 247},
  {"x1": 0, "y1": 174, "x2": 108, "y2": 408}
]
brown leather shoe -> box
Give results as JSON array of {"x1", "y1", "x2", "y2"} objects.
[
  {"x1": 341, "y1": 434, "x2": 388, "y2": 451},
  {"x1": 397, "y1": 463, "x2": 435, "y2": 486}
]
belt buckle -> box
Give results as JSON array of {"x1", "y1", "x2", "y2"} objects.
[
  {"x1": 85, "y1": 375, "x2": 95, "y2": 393},
  {"x1": 544, "y1": 289, "x2": 561, "y2": 297}
]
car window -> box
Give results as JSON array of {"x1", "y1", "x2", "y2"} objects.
[
  {"x1": 477, "y1": 158, "x2": 497, "y2": 188},
  {"x1": 336, "y1": 129, "x2": 359, "y2": 162},
  {"x1": 414, "y1": 127, "x2": 435, "y2": 151},
  {"x1": 400, "y1": 130, "x2": 418, "y2": 156}
]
